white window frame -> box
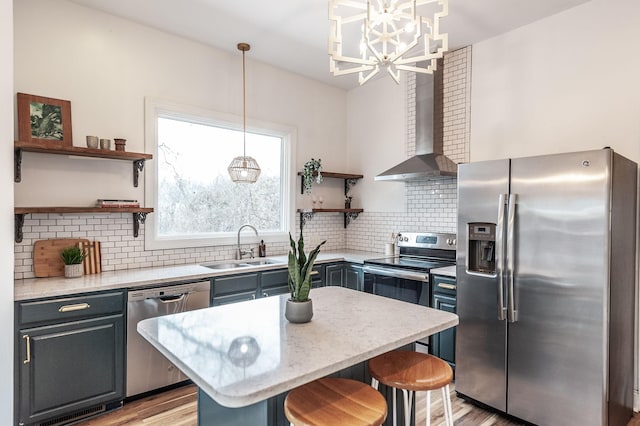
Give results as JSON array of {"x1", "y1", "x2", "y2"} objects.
[{"x1": 144, "y1": 97, "x2": 296, "y2": 250}]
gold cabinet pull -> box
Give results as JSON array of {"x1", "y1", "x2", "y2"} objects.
[
  {"x1": 437, "y1": 283, "x2": 456, "y2": 290},
  {"x1": 58, "y1": 303, "x2": 91, "y2": 313},
  {"x1": 310, "y1": 270, "x2": 319, "y2": 276},
  {"x1": 23, "y1": 335, "x2": 30, "y2": 364}
]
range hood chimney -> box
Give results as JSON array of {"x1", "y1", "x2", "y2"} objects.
[{"x1": 375, "y1": 61, "x2": 458, "y2": 181}]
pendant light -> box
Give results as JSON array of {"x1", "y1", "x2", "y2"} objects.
[{"x1": 228, "y1": 42, "x2": 261, "y2": 183}]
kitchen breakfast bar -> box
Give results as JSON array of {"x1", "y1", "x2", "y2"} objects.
[{"x1": 137, "y1": 286, "x2": 459, "y2": 425}]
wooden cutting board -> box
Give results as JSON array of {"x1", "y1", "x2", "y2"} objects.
[
  {"x1": 33, "y1": 238, "x2": 92, "y2": 278},
  {"x1": 79, "y1": 240, "x2": 102, "y2": 275}
]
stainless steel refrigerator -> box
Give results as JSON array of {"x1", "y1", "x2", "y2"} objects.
[{"x1": 456, "y1": 148, "x2": 637, "y2": 426}]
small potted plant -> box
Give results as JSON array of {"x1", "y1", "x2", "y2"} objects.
[
  {"x1": 286, "y1": 230, "x2": 326, "y2": 323},
  {"x1": 302, "y1": 158, "x2": 323, "y2": 194},
  {"x1": 61, "y1": 245, "x2": 87, "y2": 278}
]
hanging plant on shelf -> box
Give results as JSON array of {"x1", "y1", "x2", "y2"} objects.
[{"x1": 302, "y1": 158, "x2": 323, "y2": 194}]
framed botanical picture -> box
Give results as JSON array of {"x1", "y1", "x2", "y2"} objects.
[{"x1": 17, "y1": 93, "x2": 72, "y2": 146}]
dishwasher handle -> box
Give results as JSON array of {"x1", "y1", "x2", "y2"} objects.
[
  {"x1": 158, "y1": 294, "x2": 186, "y2": 303},
  {"x1": 127, "y1": 280, "x2": 211, "y2": 303}
]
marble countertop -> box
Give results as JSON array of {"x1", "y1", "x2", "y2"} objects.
[
  {"x1": 14, "y1": 251, "x2": 380, "y2": 301},
  {"x1": 430, "y1": 265, "x2": 456, "y2": 278},
  {"x1": 137, "y1": 286, "x2": 459, "y2": 408}
]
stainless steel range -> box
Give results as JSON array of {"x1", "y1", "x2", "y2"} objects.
[{"x1": 363, "y1": 232, "x2": 456, "y2": 348}]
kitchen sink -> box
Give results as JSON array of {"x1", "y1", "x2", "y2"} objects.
[
  {"x1": 202, "y1": 262, "x2": 251, "y2": 270},
  {"x1": 243, "y1": 259, "x2": 284, "y2": 266},
  {"x1": 201, "y1": 259, "x2": 284, "y2": 270}
]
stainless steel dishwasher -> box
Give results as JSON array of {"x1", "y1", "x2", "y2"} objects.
[{"x1": 126, "y1": 280, "x2": 211, "y2": 397}]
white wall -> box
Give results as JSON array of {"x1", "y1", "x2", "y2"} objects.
[
  {"x1": 14, "y1": 0, "x2": 348, "y2": 208},
  {"x1": 1, "y1": 0, "x2": 14, "y2": 422},
  {"x1": 471, "y1": 0, "x2": 640, "y2": 163},
  {"x1": 471, "y1": 0, "x2": 640, "y2": 409},
  {"x1": 346, "y1": 76, "x2": 406, "y2": 212}
]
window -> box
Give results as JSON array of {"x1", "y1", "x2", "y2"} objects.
[{"x1": 145, "y1": 99, "x2": 295, "y2": 249}]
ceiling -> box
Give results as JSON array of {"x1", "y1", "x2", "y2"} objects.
[{"x1": 70, "y1": 0, "x2": 591, "y2": 90}]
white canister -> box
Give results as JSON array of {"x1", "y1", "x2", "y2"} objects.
[{"x1": 384, "y1": 243, "x2": 395, "y2": 256}]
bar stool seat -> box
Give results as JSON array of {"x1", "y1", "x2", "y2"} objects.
[
  {"x1": 284, "y1": 377, "x2": 387, "y2": 426},
  {"x1": 369, "y1": 351, "x2": 453, "y2": 426}
]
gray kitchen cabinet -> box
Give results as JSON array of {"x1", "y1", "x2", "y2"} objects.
[
  {"x1": 15, "y1": 291, "x2": 125, "y2": 426},
  {"x1": 211, "y1": 273, "x2": 259, "y2": 306},
  {"x1": 430, "y1": 274, "x2": 456, "y2": 370},
  {"x1": 311, "y1": 265, "x2": 324, "y2": 288},
  {"x1": 260, "y1": 269, "x2": 291, "y2": 298},
  {"x1": 344, "y1": 263, "x2": 363, "y2": 291},
  {"x1": 325, "y1": 262, "x2": 363, "y2": 290},
  {"x1": 211, "y1": 266, "x2": 327, "y2": 306},
  {"x1": 325, "y1": 263, "x2": 344, "y2": 286}
]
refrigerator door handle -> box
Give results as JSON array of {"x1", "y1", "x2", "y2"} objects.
[
  {"x1": 507, "y1": 193, "x2": 518, "y2": 322},
  {"x1": 496, "y1": 193, "x2": 507, "y2": 321}
]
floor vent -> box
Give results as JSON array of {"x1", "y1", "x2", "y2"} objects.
[{"x1": 38, "y1": 404, "x2": 105, "y2": 426}]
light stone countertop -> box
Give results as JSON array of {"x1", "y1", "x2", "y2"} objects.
[
  {"x1": 430, "y1": 265, "x2": 456, "y2": 278},
  {"x1": 137, "y1": 286, "x2": 459, "y2": 408},
  {"x1": 14, "y1": 251, "x2": 380, "y2": 301}
]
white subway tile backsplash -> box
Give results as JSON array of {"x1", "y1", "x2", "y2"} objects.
[{"x1": 14, "y1": 47, "x2": 471, "y2": 279}]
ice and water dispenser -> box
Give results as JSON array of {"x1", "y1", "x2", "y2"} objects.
[{"x1": 467, "y1": 223, "x2": 496, "y2": 275}]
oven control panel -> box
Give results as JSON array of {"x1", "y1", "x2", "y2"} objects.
[{"x1": 397, "y1": 232, "x2": 456, "y2": 249}]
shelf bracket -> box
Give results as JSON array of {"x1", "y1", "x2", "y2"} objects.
[
  {"x1": 15, "y1": 214, "x2": 25, "y2": 243},
  {"x1": 344, "y1": 178, "x2": 358, "y2": 196},
  {"x1": 344, "y1": 211, "x2": 360, "y2": 228},
  {"x1": 299, "y1": 211, "x2": 315, "y2": 229},
  {"x1": 15, "y1": 149, "x2": 22, "y2": 183},
  {"x1": 133, "y1": 212, "x2": 148, "y2": 238},
  {"x1": 133, "y1": 159, "x2": 145, "y2": 188}
]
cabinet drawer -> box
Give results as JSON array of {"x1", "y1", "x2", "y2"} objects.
[
  {"x1": 18, "y1": 291, "x2": 125, "y2": 326},
  {"x1": 432, "y1": 275, "x2": 456, "y2": 296},
  {"x1": 213, "y1": 273, "x2": 259, "y2": 298},
  {"x1": 260, "y1": 268, "x2": 289, "y2": 290}
]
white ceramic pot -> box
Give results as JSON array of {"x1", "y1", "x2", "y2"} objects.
[
  {"x1": 64, "y1": 263, "x2": 83, "y2": 278},
  {"x1": 285, "y1": 299, "x2": 313, "y2": 323}
]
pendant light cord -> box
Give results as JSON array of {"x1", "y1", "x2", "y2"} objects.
[{"x1": 242, "y1": 47, "x2": 247, "y2": 158}]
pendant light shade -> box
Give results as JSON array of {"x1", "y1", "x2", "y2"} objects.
[
  {"x1": 228, "y1": 42, "x2": 261, "y2": 183},
  {"x1": 228, "y1": 155, "x2": 261, "y2": 183}
]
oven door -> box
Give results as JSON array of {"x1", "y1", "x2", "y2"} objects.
[{"x1": 362, "y1": 265, "x2": 430, "y2": 348}]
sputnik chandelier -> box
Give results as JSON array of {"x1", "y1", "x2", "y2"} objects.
[{"x1": 329, "y1": 0, "x2": 449, "y2": 85}]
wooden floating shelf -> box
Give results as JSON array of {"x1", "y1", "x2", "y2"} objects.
[
  {"x1": 14, "y1": 140, "x2": 152, "y2": 187},
  {"x1": 296, "y1": 171, "x2": 364, "y2": 180},
  {"x1": 296, "y1": 170, "x2": 364, "y2": 227},
  {"x1": 297, "y1": 208, "x2": 364, "y2": 229},
  {"x1": 14, "y1": 140, "x2": 152, "y2": 161},
  {"x1": 15, "y1": 207, "x2": 153, "y2": 214},
  {"x1": 14, "y1": 207, "x2": 154, "y2": 243},
  {"x1": 297, "y1": 208, "x2": 364, "y2": 214}
]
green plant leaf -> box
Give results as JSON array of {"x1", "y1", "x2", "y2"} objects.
[
  {"x1": 60, "y1": 245, "x2": 87, "y2": 265},
  {"x1": 287, "y1": 233, "x2": 326, "y2": 302},
  {"x1": 297, "y1": 233, "x2": 306, "y2": 271},
  {"x1": 301, "y1": 240, "x2": 326, "y2": 284},
  {"x1": 287, "y1": 251, "x2": 297, "y2": 299}
]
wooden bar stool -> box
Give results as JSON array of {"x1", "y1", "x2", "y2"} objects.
[
  {"x1": 284, "y1": 377, "x2": 387, "y2": 426},
  {"x1": 368, "y1": 351, "x2": 453, "y2": 426}
]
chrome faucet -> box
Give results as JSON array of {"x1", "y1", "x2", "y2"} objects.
[{"x1": 236, "y1": 224, "x2": 259, "y2": 260}]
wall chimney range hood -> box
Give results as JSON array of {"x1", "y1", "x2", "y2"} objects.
[{"x1": 375, "y1": 63, "x2": 458, "y2": 181}]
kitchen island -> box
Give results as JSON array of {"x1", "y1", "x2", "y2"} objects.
[{"x1": 137, "y1": 286, "x2": 458, "y2": 425}]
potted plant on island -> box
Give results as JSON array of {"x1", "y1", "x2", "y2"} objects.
[
  {"x1": 286, "y1": 230, "x2": 326, "y2": 323},
  {"x1": 61, "y1": 245, "x2": 87, "y2": 278}
]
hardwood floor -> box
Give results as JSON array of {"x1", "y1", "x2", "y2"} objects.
[
  {"x1": 77, "y1": 385, "x2": 197, "y2": 426},
  {"x1": 77, "y1": 383, "x2": 640, "y2": 425}
]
